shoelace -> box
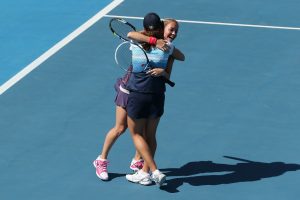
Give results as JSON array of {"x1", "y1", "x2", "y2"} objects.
[{"x1": 96, "y1": 160, "x2": 108, "y2": 172}]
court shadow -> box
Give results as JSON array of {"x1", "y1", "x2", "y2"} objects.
[
  {"x1": 108, "y1": 172, "x2": 126, "y2": 181},
  {"x1": 160, "y1": 156, "x2": 300, "y2": 193}
]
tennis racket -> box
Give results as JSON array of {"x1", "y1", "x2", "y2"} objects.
[
  {"x1": 109, "y1": 18, "x2": 136, "y2": 41},
  {"x1": 109, "y1": 18, "x2": 175, "y2": 87}
]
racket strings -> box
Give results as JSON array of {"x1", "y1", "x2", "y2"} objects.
[
  {"x1": 115, "y1": 42, "x2": 150, "y2": 75},
  {"x1": 115, "y1": 42, "x2": 133, "y2": 72},
  {"x1": 110, "y1": 20, "x2": 135, "y2": 41}
]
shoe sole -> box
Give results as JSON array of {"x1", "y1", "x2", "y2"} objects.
[
  {"x1": 139, "y1": 181, "x2": 152, "y2": 186},
  {"x1": 126, "y1": 175, "x2": 152, "y2": 186},
  {"x1": 127, "y1": 179, "x2": 152, "y2": 186}
]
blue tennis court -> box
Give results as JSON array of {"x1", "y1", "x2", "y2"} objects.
[{"x1": 1, "y1": 0, "x2": 300, "y2": 199}]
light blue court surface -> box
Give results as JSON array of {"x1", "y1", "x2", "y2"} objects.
[
  {"x1": 0, "y1": 0, "x2": 112, "y2": 85},
  {"x1": 1, "y1": 0, "x2": 300, "y2": 199}
]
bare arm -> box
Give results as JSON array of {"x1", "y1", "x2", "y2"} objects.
[
  {"x1": 127, "y1": 31, "x2": 169, "y2": 51},
  {"x1": 172, "y1": 48, "x2": 185, "y2": 61},
  {"x1": 165, "y1": 56, "x2": 175, "y2": 78}
]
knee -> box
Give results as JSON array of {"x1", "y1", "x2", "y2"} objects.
[
  {"x1": 115, "y1": 125, "x2": 127, "y2": 136},
  {"x1": 146, "y1": 135, "x2": 156, "y2": 144}
]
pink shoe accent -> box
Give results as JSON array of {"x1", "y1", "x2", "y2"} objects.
[
  {"x1": 130, "y1": 159, "x2": 144, "y2": 171},
  {"x1": 93, "y1": 159, "x2": 109, "y2": 181}
]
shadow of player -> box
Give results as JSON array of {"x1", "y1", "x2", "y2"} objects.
[{"x1": 160, "y1": 156, "x2": 300, "y2": 193}]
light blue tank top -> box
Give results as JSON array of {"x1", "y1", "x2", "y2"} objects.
[{"x1": 131, "y1": 43, "x2": 174, "y2": 72}]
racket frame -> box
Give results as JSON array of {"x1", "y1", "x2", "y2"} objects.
[{"x1": 109, "y1": 18, "x2": 136, "y2": 41}]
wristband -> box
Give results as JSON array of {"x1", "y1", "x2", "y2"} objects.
[{"x1": 149, "y1": 36, "x2": 157, "y2": 45}]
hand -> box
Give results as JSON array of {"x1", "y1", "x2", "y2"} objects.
[
  {"x1": 147, "y1": 68, "x2": 166, "y2": 77},
  {"x1": 156, "y1": 39, "x2": 170, "y2": 51}
]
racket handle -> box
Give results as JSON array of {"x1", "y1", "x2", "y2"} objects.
[{"x1": 164, "y1": 78, "x2": 175, "y2": 87}]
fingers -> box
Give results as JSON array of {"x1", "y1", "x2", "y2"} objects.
[
  {"x1": 163, "y1": 46, "x2": 169, "y2": 51},
  {"x1": 147, "y1": 69, "x2": 163, "y2": 77},
  {"x1": 157, "y1": 40, "x2": 170, "y2": 51},
  {"x1": 147, "y1": 69, "x2": 157, "y2": 76},
  {"x1": 146, "y1": 69, "x2": 156, "y2": 76},
  {"x1": 161, "y1": 43, "x2": 170, "y2": 51}
]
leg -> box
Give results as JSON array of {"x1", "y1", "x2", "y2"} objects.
[
  {"x1": 125, "y1": 92, "x2": 166, "y2": 186},
  {"x1": 133, "y1": 150, "x2": 142, "y2": 161},
  {"x1": 127, "y1": 116, "x2": 166, "y2": 186},
  {"x1": 127, "y1": 116, "x2": 158, "y2": 172},
  {"x1": 100, "y1": 106, "x2": 127, "y2": 159},
  {"x1": 143, "y1": 117, "x2": 165, "y2": 186},
  {"x1": 146, "y1": 117, "x2": 160, "y2": 156},
  {"x1": 94, "y1": 106, "x2": 127, "y2": 181},
  {"x1": 129, "y1": 126, "x2": 146, "y2": 171},
  {"x1": 141, "y1": 117, "x2": 160, "y2": 172},
  {"x1": 100, "y1": 105, "x2": 142, "y2": 171}
]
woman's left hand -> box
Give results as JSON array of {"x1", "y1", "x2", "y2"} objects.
[{"x1": 147, "y1": 68, "x2": 166, "y2": 77}]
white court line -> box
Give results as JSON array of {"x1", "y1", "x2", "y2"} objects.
[
  {"x1": 0, "y1": 0, "x2": 124, "y2": 95},
  {"x1": 104, "y1": 14, "x2": 300, "y2": 31}
]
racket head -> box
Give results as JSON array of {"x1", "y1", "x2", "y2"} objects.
[
  {"x1": 115, "y1": 41, "x2": 150, "y2": 74},
  {"x1": 109, "y1": 18, "x2": 136, "y2": 41}
]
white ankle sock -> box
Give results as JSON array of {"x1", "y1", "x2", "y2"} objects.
[
  {"x1": 152, "y1": 169, "x2": 160, "y2": 175},
  {"x1": 139, "y1": 170, "x2": 149, "y2": 175},
  {"x1": 97, "y1": 155, "x2": 107, "y2": 161}
]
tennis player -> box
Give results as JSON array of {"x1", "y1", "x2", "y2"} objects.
[{"x1": 124, "y1": 12, "x2": 181, "y2": 186}]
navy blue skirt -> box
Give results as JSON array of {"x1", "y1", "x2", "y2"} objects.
[{"x1": 126, "y1": 91, "x2": 165, "y2": 119}]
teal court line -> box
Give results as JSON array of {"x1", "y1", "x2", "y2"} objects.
[{"x1": 0, "y1": 0, "x2": 124, "y2": 95}]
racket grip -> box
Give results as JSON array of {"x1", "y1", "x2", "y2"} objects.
[{"x1": 164, "y1": 78, "x2": 175, "y2": 87}]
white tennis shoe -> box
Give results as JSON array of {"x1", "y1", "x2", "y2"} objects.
[
  {"x1": 126, "y1": 170, "x2": 152, "y2": 186},
  {"x1": 151, "y1": 170, "x2": 166, "y2": 186}
]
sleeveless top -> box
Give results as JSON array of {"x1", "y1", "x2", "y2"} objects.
[{"x1": 126, "y1": 43, "x2": 174, "y2": 94}]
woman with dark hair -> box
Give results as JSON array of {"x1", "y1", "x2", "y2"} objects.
[{"x1": 125, "y1": 12, "x2": 177, "y2": 186}]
